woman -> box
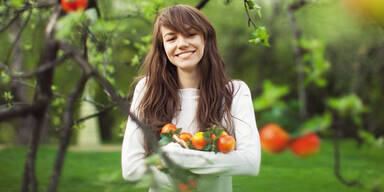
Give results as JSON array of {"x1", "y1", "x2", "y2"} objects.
[{"x1": 122, "y1": 4, "x2": 260, "y2": 192}]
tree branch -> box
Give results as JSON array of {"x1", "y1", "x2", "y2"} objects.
[
  {"x1": 287, "y1": 0, "x2": 307, "y2": 120},
  {"x1": 196, "y1": 0, "x2": 210, "y2": 10},
  {"x1": 58, "y1": 41, "x2": 194, "y2": 189},
  {"x1": 47, "y1": 73, "x2": 90, "y2": 192},
  {"x1": 288, "y1": 0, "x2": 307, "y2": 11},
  {"x1": 4, "y1": 9, "x2": 32, "y2": 65},
  {"x1": 332, "y1": 121, "x2": 362, "y2": 187},
  {"x1": 0, "y1": 104, "x2": 40, "y2": 122},
  {"x1": 2, "y1": 54, "x2": 71, "y2": 79},
  {"x1": 21, "y1": 5, "x2": 62, "y2": 192},
  {"x1": 243, "y1": 0, "x2": 257, "y2": 28}
]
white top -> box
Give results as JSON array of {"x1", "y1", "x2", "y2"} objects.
[{"x1": 121, "y1": 77, "x2": 261, "y2": 192}]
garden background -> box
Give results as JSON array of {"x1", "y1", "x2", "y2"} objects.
[{"x1": 0, "y1": 0, "x2": 383, "y2": 191}]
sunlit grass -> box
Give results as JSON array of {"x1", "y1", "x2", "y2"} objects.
[{"x1": 0, "y1": 139, "x2": 383, "y2": 192}]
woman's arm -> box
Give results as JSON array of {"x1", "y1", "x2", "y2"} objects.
[
  {"x1": 121, "y1": 78, "x2": 147, "y2": 181},
  {"x1": 162, "y1": 81, "x2": 261, "y2": 176}
]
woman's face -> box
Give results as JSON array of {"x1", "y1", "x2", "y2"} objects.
[{"x1": 161, "y1": 26, "x2": 205, "y2": 72}]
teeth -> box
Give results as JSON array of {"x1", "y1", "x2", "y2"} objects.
[{"x1": 177, "y1": 51, "x2": 194, "y2": 57}]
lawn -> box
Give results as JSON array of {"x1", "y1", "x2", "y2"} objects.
[{"x1": 0, "y1": 139, "x2": 383, "y2": 192}]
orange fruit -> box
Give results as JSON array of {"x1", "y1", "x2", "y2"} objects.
[
  {"x1": 290, "y1": 132, "x2": 321, "y2": 157},
  {"x1": 61, "y1": 0, "x2": 88, "y2": 12},
  {"x1": 178, "y1": 132, "x2": 192, "y2": 142},
  {"x1": 191, "y1": 132, "x2": 208, "y2": 150},
  {"x1": 259, "y1": 123, "x2": 290, "y2": 154},
  {"x1": 161, "y1": 123, "x2": 177, "y2": 134},
  {"x1": 178, "y1": 178, "x2": 197, "y2": 192},
  {"x1": 260, "y1": 123, "x2": 290, "y2": 153},
  {"x1": 178, "y1": 183, "x2": 190, "y2": 192},
  {"x1": 217, "y1": 135, "x2": 236, "y2": 153}
]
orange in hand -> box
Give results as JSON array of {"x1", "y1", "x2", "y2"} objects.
[
  {"x1": 217, "y1": 135, "x2": 236, "y2": 153},
  {"x1": 161, "y1": 123, "x2": 177, "y2": 134},
  {"x1": 178, "y1": 178, "x2": 197, "y2": 192},
  {"x1": 178, "y1": 132, "x2": 192, "y2": 142},
  {"x1": 191, "y1": 132, "x2": 208, "y2": 150}
]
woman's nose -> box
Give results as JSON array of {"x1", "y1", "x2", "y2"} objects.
[{"x1": 176, "y1": 35, "x2": 189, "y2": 48}]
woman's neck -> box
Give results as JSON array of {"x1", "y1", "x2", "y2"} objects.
[{"x1": 177, "y1": 68, "x2": 200, "y2": 89}]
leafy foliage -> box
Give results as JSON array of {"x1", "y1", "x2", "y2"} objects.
[
  {"x1": 249, "y1": 26, "x2": 270, "y2": 47},
  {"x1": 299, "y1": 38, "x2": 330, "y2": 87},
  {"x1": 253, "y1": 80, "x2": 289, "y2": 112},
  {"x1": 327, "y1": 94, "x2": 369, "y2": 126}
]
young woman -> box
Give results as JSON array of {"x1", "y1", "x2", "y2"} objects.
[{"x1": 122, "y1": 4, "x2": 261, "y2": 192}]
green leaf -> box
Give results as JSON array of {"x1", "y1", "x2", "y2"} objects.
[
  {"x1": 3, "y1": 91, "x2": 14, "y2": 101},
  {"x1": 253, "y1": 80, "x2": 290, "y2": 112},
  {"x1": 299, "y1": 112, "x2": 332, "y2": 134},
  {"x1": 55, "y1": 12, "x2": 87, "y2": 41},
  {"x1": 299, "y1": 38, "x2": 330, "y2": 88},
  {"x1": 9, "y1": 0, "x2": 24, "y2": 9},
  {"x1": 1, "y1": 71, "x2": 10, "y2": 84},
  {"x1": 158, "y1": 135, "x2": 171, "y2": 146},
  {"x1": 359, "y1": 129, "x2": 384, "y2": 148},
  {"x1": 145, "y1": 154, "x2": 163, "y2": 166},
  {"x1": 249, "y1": 26, "x2": 270, "y2": 47},
  {"x1": 246, "y1": 0, "x2": 255, "y2": 9},
  {"x1": 327, "y1": 94, "x2": 368, "y2": 117},
  {"x1": 131, "y1": 54, "x2": 140, "y2": 66}
]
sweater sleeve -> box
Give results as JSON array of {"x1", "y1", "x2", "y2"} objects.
[
  {"x1": 121, "y1": 78, "x2": 148, "y2": 181},
  {"x1": 161, "y1": 81, "x2": 261, "y2": 176}
]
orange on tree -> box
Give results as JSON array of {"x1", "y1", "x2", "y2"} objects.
[
  {"x1": 161, "y1": 123, "x2": 177, "y2": 134},
  {"x1": 191, "y1": 132, "x2": 208, "y2": 150},
  {"x1": 61, "y1": 0, "x2": 88, "y2": 12},
  {"x1": 259, "y1": 123, "x2": 290, "y2": 153},
  {"x1": 217, "y1": 135, "x2": 236, "y2": 153},
  {"x1": 290, "y1": 132, "x2": 321, "y2": 157}
]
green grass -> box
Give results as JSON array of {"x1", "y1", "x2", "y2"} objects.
[{"x1": 0, "y1": 139, "x2": 383, "y2": 192}]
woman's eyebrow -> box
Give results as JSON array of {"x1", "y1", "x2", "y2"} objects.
[{"x1": 164, "y1": 32, "x2": 176, "y2": 38}]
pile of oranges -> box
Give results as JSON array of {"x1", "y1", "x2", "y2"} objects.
[{"x1": 160, "y1": 123, "x2": 236, "y2": 154}]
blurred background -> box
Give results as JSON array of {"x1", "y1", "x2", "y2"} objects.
[{"x1": 0, "y1": 0, "x2": 383, "y2": 191}]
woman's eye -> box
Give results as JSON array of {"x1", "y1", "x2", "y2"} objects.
[
  {"x1": 189, "y1": 33, "x2": 197, "y2": 36},
  {"x1": 166, "y1": 37, "x2": 176, "y2": 42}
]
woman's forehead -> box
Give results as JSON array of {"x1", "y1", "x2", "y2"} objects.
[{"x1": 160, "y1": 24, "x2": 199, "y2": 35}]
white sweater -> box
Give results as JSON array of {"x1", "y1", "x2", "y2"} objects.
[{"x1": 121, "y1": 78, "x2": 261, "y2": 192}]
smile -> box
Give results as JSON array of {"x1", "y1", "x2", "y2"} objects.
[{"x1": 176, "y1": 50, "x2": 195, "y2": 57}]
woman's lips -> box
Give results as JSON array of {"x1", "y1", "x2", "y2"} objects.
[{"x1": 176, "y1": 50, "x2": 195, "y2": 58}]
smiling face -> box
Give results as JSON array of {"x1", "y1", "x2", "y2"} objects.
[{"x1": 161, "y1": 26, "x2": 205, "y2": 73}]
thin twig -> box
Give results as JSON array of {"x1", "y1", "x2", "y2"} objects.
[
  {"x1": 332, "y1": 122, "x2": 362, "y2": 187},
  {"x1": 4, "y1": 9, "x2": 32, "y2": 65},
  {"x1": 287, "y1": 0, "x2": 307, "y2": 120},
  {"x1": 196, "y1": 0, "x2": 210, "y2": 10},
  {"x1": 243, "y1": 0, "x2": 257, "y2": 28},
  {"x1": 47, "y1": 73, "x2": 90, "y2": 192},
  {"x1": 10, "y1": 54, "x2": 70, "y2": 79}
]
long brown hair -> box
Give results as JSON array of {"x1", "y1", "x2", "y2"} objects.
[{"x1": 136, "y1": 4, "x2": 235, "y2": 152}]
